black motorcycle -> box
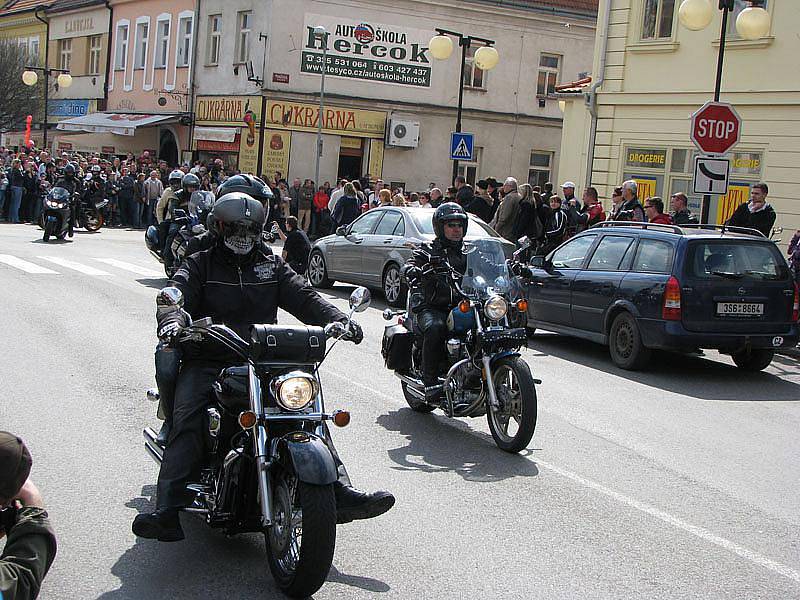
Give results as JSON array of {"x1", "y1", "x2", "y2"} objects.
[
  {"x1": 77, "y1": 195, "x2": 108, "y2": 232},
  {"x1": 142, "y1": 286, "x2": 370, "y2": 598},
  {"x1": 41, "y1": 186, "x2": 72, "y2": 242},
  {"x1": 382, "y1": 237, "x2": 538, "y2": 453}
]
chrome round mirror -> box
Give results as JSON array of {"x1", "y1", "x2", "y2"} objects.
[
  {"x1": 156, "y1": 286, "x2": 184, "y2": 308},
  {"x1": 382, "y1": 308, "x2": 394, "y2": 321},
  {"x1": 349, "y1": 287, "x2": 371, "y2": 312}
]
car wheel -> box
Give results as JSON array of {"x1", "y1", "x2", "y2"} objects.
[
  {"x1": 383, "y1": 264, "x2": 406, "y2": 307},
  {"x1": 731, "y1": 349, "x2": 774, "y2": 372},
  {"x1": 608, "y1": 312, "x2": 651, "y2": 370},
  {"x1": 307, "y1": 250, "x2": 332, "y2": 288}
]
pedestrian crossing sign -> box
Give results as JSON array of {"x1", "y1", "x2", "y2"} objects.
[{"x1": 450, "y1": 132, "x2": 474, "y2": 161}]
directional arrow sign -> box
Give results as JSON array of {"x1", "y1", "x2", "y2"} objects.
[
  {"x1": 693, "y1": 155, "x2": 730, "y2": 195},
  {"x1": 450, "y1": 132, "x2": 474, "y2": 161}
]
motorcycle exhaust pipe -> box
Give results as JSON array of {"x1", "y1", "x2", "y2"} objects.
[
  {"x1": 143, "y1": 427, "x2": 163, "y2": 464},
  {"x1": 396, "y1": 373, "x2": 425, "y2": 397}
]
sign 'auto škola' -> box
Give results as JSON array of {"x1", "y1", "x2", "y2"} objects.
[{"x1": 302, "y1": 14, "x2": 433, "y2": 88}]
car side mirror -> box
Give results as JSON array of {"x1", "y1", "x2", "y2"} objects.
[
  {"x1": 530, "y1": 255, "x2": 546, "y2": 269},
  {"x1": 336, "y1": 226, "x2": 347, "y2": 236}
]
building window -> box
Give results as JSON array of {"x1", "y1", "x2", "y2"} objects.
[
  {"x1": 28, "y1": 37, "x2": 40, "y2": 64},
  {"x1": 177, "y1": 16, "x2": 193, "y2": 67},
  {"x1": 457, "y1": 147, "x2": 482, "y2": 186},
  {"x1": 115, "y1": 24, "x2": 129, "y2": 70},
  {"x1": 536, "y1": 53, "x2": 561, "y2": 97},
  {"x1": 528, "y1": 151, "x2": 553, "y2": 188},
  {"x1": 207, "y1": 14, "x2": 221, "y2": 65},
  {"x1": 726, "y1": 0, "x2": 767, "y2": 38},
  {"x1": 134, "y1": 22, "x2": 149, "y2": 70},
  {"x1": 463, "y1": 46, "x2": 485, "y2": 89},
  {"x1": 235, "y1": 11, "x2": 252, "y2": 64},
  {"x1": 154, "y1": 19, "x2": 170, "y2": 68},
  {"x1": 641, "y1": 0, "x2": 676, "y2": 40},
  {"x1": 58, "y1": 38, "x2": 72, "y2": 71},
  {"x1": 88, "y1": 35, "x2": 102, "y2": 75}
]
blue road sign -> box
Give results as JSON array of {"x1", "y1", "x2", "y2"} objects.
[{"x1": 450, "y1": 132, "x2": 474, "y2": 161}]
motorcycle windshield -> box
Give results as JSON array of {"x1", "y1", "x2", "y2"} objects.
[{"x1": 461, "y1": 238, "x2": 514, "y2": 300}]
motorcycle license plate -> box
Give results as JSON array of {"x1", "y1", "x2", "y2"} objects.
[{"x1": 716, "y1": 302, "x2": 763, "y2": 317}]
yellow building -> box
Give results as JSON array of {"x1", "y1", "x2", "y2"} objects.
[{"x1": 558, "y1": 0, "x2": 797, "y2": 236}]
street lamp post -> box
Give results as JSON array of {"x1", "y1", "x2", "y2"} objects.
[
  {"x1": 678, "y1": 0, "x2": 771, "y2": 223},
  {"x1": 313, "y1": 26, "x2": 328, "y2": 190},
  {"x1": 429, "y1": 29, "x2": 499, "y2": 187},
  {"x1": 21, "y1": 66, "x2": 72, "y2": 150}
]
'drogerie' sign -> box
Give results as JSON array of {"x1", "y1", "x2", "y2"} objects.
[{"x1": 302, "y1": 14, "x2": 433, "y2": 88}]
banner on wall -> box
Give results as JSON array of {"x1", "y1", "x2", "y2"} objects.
[
  {"x1": 261, "y1": 130, "x2": 291, "y2": 178},
  {"x1": 716, "y1": 182, "x2": 750, "y2": 224},
  {"x1": 301, "y1": 14, "x2": 433, "y2": 87},
  {"x1": 368, "y1": 139, "x2": 384, "y2": 179},
  {"x1": 632, "y1": 176, "x2": 658, "y2": 202},
  {"x1": 195, "y1": 96, "x2": 262, "y2": 128},
  {"x1": 265, "y1": 100, "x2": 385, "y2": 138},
  {"x1": 238, "y1": 127, "x2": 260, "y2": 174}
]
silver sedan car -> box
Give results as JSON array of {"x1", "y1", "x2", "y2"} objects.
[{"x1": 307, "y1": 206, "x2": 515, "y2": 306}]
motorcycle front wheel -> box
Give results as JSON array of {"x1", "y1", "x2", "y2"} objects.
[
  {"x1": 265, "y1": 475, "x2": 336, "y2": 599},
  {"x1": 486, "y1": 356, "x2": 537, "y2": 453}
]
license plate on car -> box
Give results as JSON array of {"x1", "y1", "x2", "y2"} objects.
[{"x1": 716, "y1": 302, "x2": 764, "y2": 316}]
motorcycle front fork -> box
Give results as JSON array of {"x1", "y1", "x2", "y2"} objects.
[{"x1": 248, "y1": 364, "x2": 274, "y2": 527}]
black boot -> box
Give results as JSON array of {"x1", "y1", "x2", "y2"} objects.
[
  {"x1": 155, "y1": 421, "x2": 171, "y2": 446},
  {"x1": 333, "y1": 481, "x2": 395, "y2": 524},
  {"x1": 132, "y1": 508, "x2": 184, "y2": 542}
]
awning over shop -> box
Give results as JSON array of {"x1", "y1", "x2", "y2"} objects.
[
  {"x1": 56, "y1": 113, "x2": 180, "y2": 136},
  {"x1": 194, "y1": 126, "x2": 237, "y2": 143}
]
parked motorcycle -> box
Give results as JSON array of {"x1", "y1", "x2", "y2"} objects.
[
  {"x1": 41, "y1": 187, "x2": 72, "y2": 242},
  {"x1": 382, "y1": 237, "x2": 538, "y2": 453},
  {"x1": 145, "y1": 191, "x2": 215, "y2": 278},
  {"x1": 142, "y1": 286, "x2": 370, "y2": 598}
]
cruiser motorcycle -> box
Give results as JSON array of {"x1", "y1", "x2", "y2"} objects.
[
  {"x1": 142, "y1": 286, "x2": 370, "y2": 598},
  {"x1": 381, "y1": 237, "x2": 538, "y2": 453},
  {"x1": 77, "y1": 195, "x2": 108, "y2": 232}
]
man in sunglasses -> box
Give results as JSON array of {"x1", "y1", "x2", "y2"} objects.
[{"x1": 1, "y1": 432, "x2": 57, "y2": 600}]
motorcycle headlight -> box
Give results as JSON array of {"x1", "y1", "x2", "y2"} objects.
[
  {"x1": 272, "y1": 372, "x2": 317, "y2": 411},
  {"x1": 484, "y1": 295, "x2": 508, "y2": 321}
]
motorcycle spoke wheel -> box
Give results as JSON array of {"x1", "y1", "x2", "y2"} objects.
[
  {"x1": 264, "y1": 477, "x2": 336, "y2": 599},
  {"x1": 486, "y1": 357, "x2": 537, "y2": 453}
]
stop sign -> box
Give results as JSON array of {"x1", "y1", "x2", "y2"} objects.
[{"x1": 690, "y1": 101, "x2": 742, "y2": 155}]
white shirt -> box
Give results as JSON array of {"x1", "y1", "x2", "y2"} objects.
[{"x1": 328, "y1": 187, "x2": 344, "y2": 213}]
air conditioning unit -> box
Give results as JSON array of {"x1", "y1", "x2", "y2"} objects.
[{"x1": 386, "y1": 118, "x2": 420, "y2": 148}]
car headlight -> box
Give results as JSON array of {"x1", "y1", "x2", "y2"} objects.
[
  {"x1": 484, "y1": 295, "x2": 508, "y2": 321},
  {"x1": 272, "y1": 372, "x2": 317, "y2": 411}
]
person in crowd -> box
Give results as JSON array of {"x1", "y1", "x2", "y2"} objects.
[
  {"x1": 327, "y1": 179, "x2": 346, "y2": 215},
  {"x1": 541, "y1": 182, "x2": 554, "y2": 204},
  {"x1": 788, "y1": 229, "x2": 800, "y2": 286},
  {"x1": 391, "y1": 193, "x2": 406, "y2": 207},
  {"x1": 143, "y1": 170, "x2": 164, "y2": 227},
  {"x1": 512, "y1": 183, "x2": 543, "y2": 244},
  {"x1": 572, "y1": 187, "x2": 606, "y2": 233},
  {"x1": 299, "y1": 179, "x2": 314, "y2": 233},
  {"x1": 724, "y1": 182, "x2": 776, "y2": 237},
  {"x1": 407, "y1": 192, "x2": 420, "y2": 207},
  {"x1": 454, "y1": 175, "x2": 474, "y2": 206},
  {"x1": 490, "y1": 177, "x2": 522, "y2": 242},
  {"x1": 312, "y1": 184, "x2": 330, "y2": 238},
  {"x1": 21, "y1": 160, "x2": 39, "y2": 223},
  {"x1": 376, "y1": 189, "x2": 392, "y2": 208},
  {"x1": 273, "y1": 215, "x2": 312, "y2": 275},
  {"x1": 645, "y1": 196, "x2": 673, "y2": 225},
  {"x1": 542, "y1": 195, "x2": 568, "y2": 255},
  {"x1": 135, "y1": 172, "x2": 148, "y2": 228},
  {"x1": 418, "y1": 192, "x2": 432, "y2": 208},
  {"x1": 669, "y1": 192, "x2": 699, "y2": 226},
  {"x1": 0, "y1": 431, "x2": 58, "y2": 600},
  {"x1": 464, "y1": 179, "x2": 495, "y2": 224},
  {"x1": 614, "y1": 180, "x2": 646, "y2": 222},
  {"x1": 367, "y1": 179, "x2": 385, "y2": 206},
  {"x1": 608, "y1": 186, "x2": 624, "y2": 220},
  {"x1": 6, "y1": 158, "x2": 24, "y2": 223},
  {"x1": 429, "y1": 187, "x2": 444, "y2": 208},
  {"x1": 118, "y1": 167, "x2": 137, "y2": 228},
  {"x1": 288, "y1": 178, "x2": 302, "y2": 218},
  {"x1": 331, "y1": 182, "x2": 360, "y2": 228},
  {"x1": 105, "y1": 170, "x2": 121, "y2": 227},
  {"x1": 444, "y1": 187, "x2": 458, "y2": 203}
]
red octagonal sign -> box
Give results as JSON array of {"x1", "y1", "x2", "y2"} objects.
[{"x1": 690, "y1": 101, "x2": 742, "y2": 155}]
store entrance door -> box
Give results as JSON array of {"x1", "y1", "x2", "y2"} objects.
[{"x1": 338, "y1": 137, "x2": 363, "y2": 181}]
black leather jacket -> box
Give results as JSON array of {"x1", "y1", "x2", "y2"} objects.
[
  {"x1": 163, "y1": 241, "x2": 346, "y2": 362},
  {"x1": 402, "y1": 239, "x2": 467, "y2": 312}
]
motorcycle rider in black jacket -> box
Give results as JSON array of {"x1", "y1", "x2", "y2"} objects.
[
  {"x1": 401, "y1": 203, "x2": 470, "y2": 401},
  {"x1": 132, "y1": 191, "x2": 395, "y2": 542},
  {"x1": 54, "y1": 163, "x2": 82, "y2": 237},
  {"x1": 161, "y1": 173, "x2": 200, "y2": 272}
]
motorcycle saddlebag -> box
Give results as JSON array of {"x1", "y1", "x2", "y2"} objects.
[
  {"x1": 382, "y1": 324, "x2": 412, "y2": 371},
  {"x1": 250, "y1": 324, "x2": 326, "y2": 363}
]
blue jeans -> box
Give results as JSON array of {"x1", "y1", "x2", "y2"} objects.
[{"x1": 8, "y1": 186, "x2": 23, "y2": 223}]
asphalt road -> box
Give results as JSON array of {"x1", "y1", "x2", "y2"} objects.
[{"x1": 1, "y1": 224, "x2": 798, "y2": 599}]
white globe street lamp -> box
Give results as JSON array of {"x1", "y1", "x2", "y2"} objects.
[
  {"x1": 56, "y1": 73, "x2": 73, "y2": 88},
  {"x1": 429, "y1": 35, "x2": 454, "y2": 61},
  {"x1": 22, "y1": 70, "x2": 38, "y2": 86},
  {"x1": 735, "y1": 6, "x2": 771, "y2": 40},
  {"x1": 678, "y1": 0, "x2": 714, "y2": 31},
  {"x1": 474, "y1": 45, "x2": 500, "y2": 71}
]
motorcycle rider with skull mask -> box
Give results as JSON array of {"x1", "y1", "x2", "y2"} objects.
[{"x1": 133, "y1": 191, "x2": 395, "y2": 542}]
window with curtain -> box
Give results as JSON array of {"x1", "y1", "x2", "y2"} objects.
[
  {"x1": 235, "y1": 11, "x2": 252, "y2": 64},
  {"x1": 536, "y1": 53, "x2": 561, "y2": 96},
  {"x1": 641, "y1": 0, "x2": 676, "y2": 40}
]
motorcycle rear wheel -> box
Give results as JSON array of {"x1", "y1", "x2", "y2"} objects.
[
  {"x1": 486, "y1": 356, "x2": 537, "y2": 453},
  {"x1": 265, "y1": 476, "x2": 336, "y2": 599},
  {"x1": 83, "y1": 211, "x2": 103, "y2": 232}
]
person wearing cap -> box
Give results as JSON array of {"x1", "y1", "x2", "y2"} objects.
[{"x1": 0, "y1": 432, "x2": 57, "y2": 600}]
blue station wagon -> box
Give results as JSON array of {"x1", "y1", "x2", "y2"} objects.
[{"x1": 521, "y1": 223, "x2": 799, "y2": 371}]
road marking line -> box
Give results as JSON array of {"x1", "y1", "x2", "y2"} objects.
[
  {"x1": 39, "y1": 256, "x2": 111, "y2": 276},
  {"x1": 0, "y1": 254, "x2": 59, "y2": 274},
  {"x1": 322, "y1": 368, "x2": 800, "y2": 585},
  {"x1": 94, "y1": 258, "x2": 163, "y2": 277}
]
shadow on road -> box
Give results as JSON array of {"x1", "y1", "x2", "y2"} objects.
[
  {"x1": 135, "y1": 277, "x2": 169, "y2": 289},
  {"x1": 528, "y1": 332, "x2": 800, "y2": 402},
  {"x1": 101, "y1": 486, "x2": 390, "y2": 599},
  {"x1": 377, "y1": 409, "x2": 539, "y2": 482},
  {"x1": 30, "y1": 238, "x2": 73, "y2": 245}
]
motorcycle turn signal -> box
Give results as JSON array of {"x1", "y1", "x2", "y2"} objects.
[
  {"x1": 458, "y1": 300, "x2": 471, "y2": 313},
  {"x1": 516, "y1": 299, "x2": 528, "y2": 313},
  {"x1": 332, "y1": 410, "x2": 351, "y2": 428},
  {"x1": 238, "y1": 410, "x2": 257, "y2": 430}
]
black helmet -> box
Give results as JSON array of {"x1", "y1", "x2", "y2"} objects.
[
  {"x1": 182, "y1": 173, "x2": 200, "y2": 193},
  {"x1": 208, "y1": 192, "x2": 266, "y2": 254},
  {"x1": 432, "y1": 202, "x2": 469, "y2": 240},
  {"x1": 90, "y1": 164, "x2": 102, "y2": 176},
  {"x1": 216, "y1": 174, "x2": 273, "y2": 206},
  {"x1": 64, "y1": 162, "x2": 77, "y2": 177}
]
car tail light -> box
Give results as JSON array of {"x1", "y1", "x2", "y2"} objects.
[
  {"x1": 792, "y1": 283, "x2": 799, "y2": 322},
  {"x1": 662, "y1": 276, "x2": 681, "y2": 321}
]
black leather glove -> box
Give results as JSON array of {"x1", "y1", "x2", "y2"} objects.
[
  {"x1": 157, "y1": 321, "x2": 183, "y2": 343},
  {"x1": 403, "y1": 266, "x2": 421, "y2": 285},
  {"x1": 346, "y1": 320, "x2": 363, "y2": 345},
  {"x1": 510, "y1": 261, "x2": 532, "y2": 279}
]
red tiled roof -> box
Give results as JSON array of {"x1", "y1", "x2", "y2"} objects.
[
  {"x1": 464, "y1": 0, "x2": 598, "y2": 16},
  {"x1": 0, "y1": 0, "x2": 55, "y2": 16}
]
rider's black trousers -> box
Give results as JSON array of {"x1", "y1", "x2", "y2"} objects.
[
  {"x1": 416, "y1": 308, "x2": 448, "y2": 386},
  {"x1": 156, "y1": 361, "x2": 350, "y2": 510}
]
